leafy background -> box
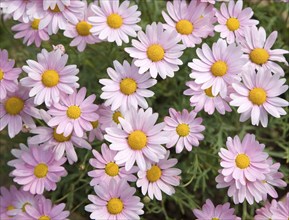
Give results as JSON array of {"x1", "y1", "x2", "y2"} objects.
[{"x1": 0, "y1": 0, "x2": 288, "y2": 219}]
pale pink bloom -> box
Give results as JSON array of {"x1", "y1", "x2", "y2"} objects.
[
  {"x1": 52, "y1": 44, "x2": 66, "y2": 55},
  {"x1": 0, "y1": 49, "x2": 22, "y2": 100},
  {"x1": 0, "y1": 6, "x2": 13, "y2": 20},
  {"x1": 125, "y1": 22, "x2": 185, "y2": 79},
  {"x1": 184, "y1": 80, "x2": 232, "y2": 115},
  {"x1": 85, "y1": 180, "x2": 144, "y2": 220},
  {"x1": 11, "y1": 145, "x2": 67, "y2": 195},
  {"x1": 98, "y1": 105, "x2": 124, "y2": 130},
  {"x1": 136, "y1": 151, "x2": 181, "y2": 200},
  {"x1": 254, "y1": 200, "x2": 278, "y2": 220},
  {"x1": 162, "y1": 0, "x2": 216, "y2": 48},
  {"x1": 239, "y1": 26, "x2": 289, "y2": 76},
  {"x1": 0, "y1": 86, "x2": 40, "y2": 138},
  {"x1": 48, "y1": 87, "x2": 99, "y2": 138},
  {"x1": 88, "y1": 143, "x2": 138, "y2": 186},
  {"x1": 193, "y1": 199, "x2": 241, "y2": 220},
  {"x1": 104, "y1": 107, "x2": 168, "y2": 171},
  {"x1": 21, "y1": 49, "x2": 79, "y2": 106},
  {"x1": 215, "y1": 1, "x2": 259, "y2": 44},
  {"x1": 8, "y1": 143, "x2": 30, "y2": 168},
  {"x1": 230, "y1": 69, "x2": 289, "y2": 127},
  {"x1": 189, "y1": 39, "x2": 246, "y2": 97},
  {"x1": 271, "y1": 193, "x2": 289, "y2": 220},
  {"x1": 43, "y1": 0, "x2": 70, "y2": 11},
  {"x1": 89, "y1": 0, "x2": 141, "y2": 46},
  {"x1": 0, "y1": 185, "x2": 18, "y2": 219},
  {"x1": 164, "y1": 108, "x2": 205, "y2": 153},
  {"x1": 100, "y1": 60, "x2": 156, "y2": 111}
]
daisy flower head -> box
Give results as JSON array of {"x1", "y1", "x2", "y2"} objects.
[
  {"x1": 215, "y1": 0, "x2": 259, "y2": 44},
  {"x1": 47, "y1": 87, "x2": 99, "y2": 138},
  {"x1": 85, "y1": 179, "x2": 144, "y2": 220},
  {"x1": 254, "y1": 199, "x2": 278, "y2": 220},
  {"x1": 125, "y1": 22, "x2": 185, "y2": 79},
  {"x1": 88, "y1": 143, "x2": 138, "y2": 186},
  {"x1": 100, "y1": 60, "x2": 157, "y2": 111},
  {"x1": 136, "y1": 151, "x2": 181, "y2": 200},
  {"x1": 10, "y1": 145, "x2": 67, "y2": 195},
  {"x1": 89, "y1": 0, "x2": 141, "y2": 46},
  {"x1": 162, "y1": 0, "x2": 216, "y2": 48},
  {"x1": 104, "y1": 107, "x2": 168, "y2": 171},
  {"x1": 193, "y1": 199, "x2": 241, "y2": 220},
  {"x1": 21, "y1": 48, "x2": 79, "y2": 106},
  {"x1": 230, "y1": 69, "x2": 289, "y2": 127},
  {"x1": 98, "y1": 105, "x2": 124, "y2": 130},
  {"x1": 164, "y1": 108, "x2": 205, "y2": 153},
  {"x1": 0, "y1": 49, "x2": 22, "y2": 100},
  {"x1": 271, "y1": 193, "x2": 289, "y2": 220},
  {"x1": 0, "y1": 185, "x2": 18, "y2": 219},
  {"x1": 189, "y1": 39, "x2": 246, "y2": 97},
  {"x1": 239, "y1": 26, "x2": 289, "y2": 76}
]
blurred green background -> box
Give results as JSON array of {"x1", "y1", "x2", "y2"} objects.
[{"x1": 0, "y1": 0, "x2": 288, "y2": 219}]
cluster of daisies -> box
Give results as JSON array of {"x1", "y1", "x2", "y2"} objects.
[{"x1": 0, "y1": 0, "x2": 288, "y2": 219}]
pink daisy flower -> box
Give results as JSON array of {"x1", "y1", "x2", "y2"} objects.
[
  {"x1": 239, "y1": 26, "x2": 289, "y2": 76},
  {"x1": 88, "y1": 143, "x2": 138, "y2": 186},
  {"x1": 104, "y1": 107, "x2": 168, "y2": 171},
  {"x1": 12, "y1": 18, "x2": 50, "y2": 47},
  {"x1": 255, "y1": 199, "x2": 278, "y2": 220},
  {"x1": 21, "y1": 48, "x2": 79, "y2": 106},
  {"x1": 85, "y1": 180, "x2": 144, "y2": 220},
  {"x1": 215, "y1": 1, "x2": 259, "y2": 44},
  {"x1": 10, "y1": 145, "x2": 67, "y2": 195},
  {"x1": 136, "y1": 151, "x2": 181, "y2": 200},
  {"x1": 0, "y1": 49, "x2": 22, "y2": 100},
  {"x1": 98, "y1": 105, "x2": 124, "y2": 130},
  {"x1": 0, "y1": 0, "x2": 34, "y2": 22},
  {"x1": 89, "y1": 0, "x2": 141, "y2": 46},
  {"x1": 193, "y1": 199, "x2": 241, "y2": 220},
  {"x1": 184, "y1": 80, "x2": 232, "y2": 115},
  {"x1": 63, "y1": 2, "x2": 101, "y2": 52},
  {"x1": 125, "y1": 22, "x2": 185, "y2": 79},
  {"x1": 0, "y1": 86, "x2": 40, "y2": 138},
  {"x1": 164, "y1": 108, "x2": 205, "y2": 153},
  {"x1": 189, "y1": 39, "x2": 246, "y2": 97},
  {"x1": 0, "y1": 185, "x2": 18, "y2": 219},
  {"x1": 100, "y1": 60, "x2": 157, "y2": 111},
  {"x1": 271, "y1": 193, "x2": 289, "y2": 220},
  {"x1": 47, "y1": 87, "x2": 99, "y2": 138},
  {"x1": 230, "y1": 69, "x2": 289, "y2": 127},
  {"x1": 162, "y1": 0, "x2": 216, "y2": 48}
]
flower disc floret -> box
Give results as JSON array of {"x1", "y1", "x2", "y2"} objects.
[
  {"x1": 249, "y1": 88, "x2": 267, "y2": 105},
  {"x1": 105, "y1": 162, "x2": 119, "y2": 177},
  {"x1": 31, "y1": 19, "x2": 40, "y2": 30},
  {"x1": 205, "y1": 87, "x2": 215, "y2": 97},
  {"x1": 235, "y1": 154, "x2": 250, "y2": 169},
  {"x1": 49, "y1": 5, "x2": 61, "y2": 13},
  {"x1": 112, "y1": 111, "x2": 123, "y2": 124},
  {"x1": 5, "y1": 97, "x2": 24, "y2": 115},
  {"x1": 76, "y1": 21, "x2": 92, "y2": 36},
  {"x1": 41, "y1": 70, "x2": 60, "y2": 87},
  {"x1": 34, "y1": 163, "x2": 48, "y2": 178},
  {"x1": 147, "y1": 44, "x2": 165, "y2": 62},
  {"x1": 0, "y1": 69, "x2": 3, "y2": 80},
  {"x1": 91, "y1": 120, "x2": 99, "y2": 129},
  {"x1": 211, "y1": 61, "x2": 228, "y2": 77},
  {"x1": 53, "y1": 129, "x2": 71, "y2": 142},
  {"x1": 66, "y1": 105, "x2": 81, "y2": 119},
  {"x1": 146, "y1": 165, "x2": 162, "y2": 182},
  {"x1": 120, "y1": 78, "x2": 137, "y2": 95},
  {"x1": 176, "y1": 124, "x2": 190, "y2": 137},
  {"x1": 226, "y1": 18, "x2": 240, "y2": 31},
  {"x1": 249, "y1": 48, "x2": 269, "y2": 65},
  {"x1": 176, "y1": 20, "x2": 194, "y2": 35},
  {"x1": 107, "y1": 13, "x2": 123, "y2": 29},
  {"x1": 107, "y1": 198, "x2": 124, "y2": 214},
  {"x1": 39, "y1": 215, "x2": 50, "y2": 220},
  {"x1": 128, "y1": 130, "x2": 147, "y2": 150}
]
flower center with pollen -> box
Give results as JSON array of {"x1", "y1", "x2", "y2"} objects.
[
  {"x1": 249, "y1": 48, "x2": 269, "y2": 65},
  {"x1": 91, "y1": 120, "x2": 99, "y2": 129},
  {"x1": 22, "y1": 202, "x2": 31, "y2": 212},
  {"x1": 34, "y1": 163, "x2": 48, "y2": 178},
  {"x1": 107, "y1": 198, "x2": 123, "y2": 214},
  {"x1": 0, "y1": 69, "x2": 4, "y2": 80},
  {"x1": 49, "y1": 5, "x2": 61, "y2": 13},
  {"x1": 212, "y1": 218, "x2": 220, "y2": 220},
  {"x1": 176, "y1": 124, "x2": 190, "y2": 137},
  {"x1": 176, "y1": 19, "x2": 194, "y2": 35},
  {"x1": 105, "y1": 162, "x2": 119, "y2": 177},
  {"x1": 41, "y1": 70, "x2": 59, "y2": 87},
  {"x1": 66, "y1": 105, "x2": 81, "y2": 119},
  {"x1": 53, "y1": 129, "x2": 71, "y2": 142},
  {"x1": 147, "y1": 44, "x2": 165, "y2": 62},
  {"x1": 226, "y1": 17, "x2": 240, "y2": 31},
  {"x1": 112, "y1": 111, "x2": 123, "y2": 124},
  {"x1": 249, "y1": 88, "x2": 267, "y2": 105},
  {"x1": 128, "y1": 130, "x2": 147, "y2": 150},
  {"x1": 7, "y1": 205, "x2": 15, "y2": 211},
  {"x1": 76, "y1": 21, "x2": 92, "y2": 36},
  {"x1": 205, "y1": 87, "x2": 215, "y2": 97},
  {"x1": 31, "y1": 19, "x2": 40, "y2": 30},
  {"x1": 235, "y1": 154, "x2": 250, "y2": 169},
  {"x1": 211, "y1": 61, "x2": 228, "y2": 77},
  {"x1": 146, "y1": 165, "x2": 162, "y2": 182},
  {"x1": 5, "y1": 97, "x2": 24, "y2": 115},
  {"x1": 107, "y1": 13, "x2": 123, "y2": 29},
  {"x1": 39, "y1": 215, "x2": 51, "y2": 220},
  {"x1": 120, "y1": 78, "x2": 137, "y2": 95}
]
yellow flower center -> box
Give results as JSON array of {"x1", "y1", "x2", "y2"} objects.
[
  {"x1": 128, "y1": 130, "x2": 147, "y2": 150},
  {"x1": 176, "y1": 123, "x2": 190, "y2": 137},
  {"x1": 76, "y1": 21, "x2": 92, "y2": 36},
  {"x1": 4, "y1": 97, "x2": 24, "y2": 115},
  {"x1": 31, "y1": 19, "x2": 40, "y2": 30},
  {"x1": 34, "y1": 163, "x2": 48, "y2": 178},
  {"x1": 226, "y1": 17, "x2": 240, "y2": 31},
  {"x1": 146, "y1": 165, "x2": 162, "y2": 182},
  {"x1": 107, "y1": 198, "x2": 124, "y2": 214},
  {"x1": 249, "y1": 88, "x2": 267, "y2": 105},
  {"x1": 211, "y1": 61, "x2": 228, "y2": 77},
  {"x1": 120, "y1": 78, "x2": 137, "y2": 95},
  {"x1": 66, "y1": 105, "x2": 81, "y2": 119},
  {"x1": 49, "y1": 5, "x2": 61, "y2": 13},
  {"x1": 204, "y1": 87, "x2": 215, "y2": 97},
  {"x1": 235, "y1": 154, "x2": 250, "y2": 169},
  {"x1": 175, "y1": 19, "x2": 194, "y2": 35},
  {"x1": 91, "y1": 120, "x2": 99, "y2": 129},
  {"x1": 107, "y1": 13, "x2": 123, "y2": 29},
  {"x1": 39, "y1": 215, "x2": 51, "y2": 220},
  {"x1": 7, "y1": 205, "x2": 15, "y2": 211},
  {"x1": 249, "y1": 48, "x2": 270, "y2": 65},
  {"x1": 22, "y1": 202, "x2": 31, "y2": 212},
  {"x1": 0, "y1": 69, "x2": 4, "y2": 80},
  {"x1": 147, "y1": 44, "x2": 165, "y2": 62},
  {"x1": 105, "y1": 162, "x2": 119, "y2": 177},
  {"x1": 212, "y1": 218, "x2": 220, "y2": 220},
  {"x1": 41, "y1": 70, "x2": 60, "y2": 87},
  {"x1": 112, "y1": 111, "x2": 123, "y2": 124},
  {"x1": 53, "y1": 129, "x2": 71, "y2": 142}
]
